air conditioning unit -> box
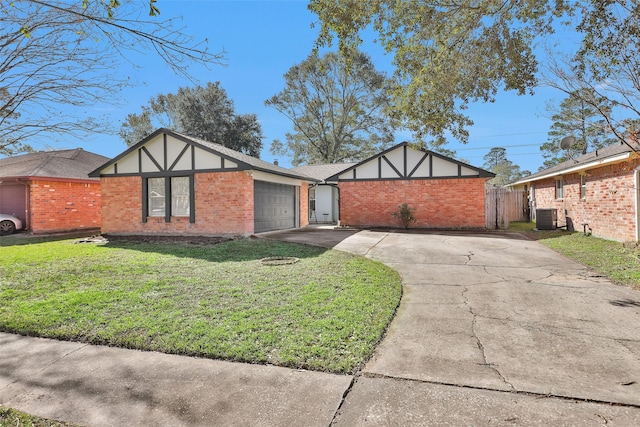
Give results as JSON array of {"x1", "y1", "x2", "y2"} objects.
[{"x1": 536, "y1": 208, "x2": 557, "y2": 230}]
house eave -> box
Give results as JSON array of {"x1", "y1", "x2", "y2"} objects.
[{"x1": 510, "y1": 152, "x2": 633, "y2": 186}]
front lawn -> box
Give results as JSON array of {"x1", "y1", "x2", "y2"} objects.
[
  {"x1": 0, "y1": 238, "x2": 402, "y2": 374},
  {"x1": 510, "y1": 222, "x2": 640, "y2": 290},
  {"x1": 0, "y1": 407, "x2": 78, "y2": 427}
]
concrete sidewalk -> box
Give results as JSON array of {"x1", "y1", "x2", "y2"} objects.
[{"x1": 0, "y1": 333, "x2": 351, "y2": 426}]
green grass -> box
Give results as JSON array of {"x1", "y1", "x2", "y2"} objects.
[
  {"x1": 0, "y1": 407, "x2": 78, "y2": 427},
  {"x1": 0, "y1": 238, "x2": 401, "y2": 374},
  {"x1": 509, "y1": 222, "x2": 640, "y2": 290}
]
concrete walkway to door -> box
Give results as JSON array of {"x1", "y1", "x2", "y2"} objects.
[{"x1": 271, "y1": 228, "x2": 640, "y2": 425}]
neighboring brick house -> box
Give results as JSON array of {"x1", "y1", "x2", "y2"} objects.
[
  {"x1": 324, "y1": 142, "x2": 494, "y2": 229},
  {"x1": 90, "y1": 129, "x2": 315, "y2": 236},
  {"x1": 510, "y1": 141, "x2": 640, "y2": 242},
  {"x1": 0, "y1": 149, "x2": 107, "y2": 233}
]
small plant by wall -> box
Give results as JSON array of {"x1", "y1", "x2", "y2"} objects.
[{"x1": 391, "y1": 203, "x2": 416, "y2": 229}]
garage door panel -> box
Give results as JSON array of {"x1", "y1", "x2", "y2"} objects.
[
  {"x1": 0, "y1": 184, "x2": 26, "y2": 224},
  {"x1": 254, "y1": 181, "x2": 295, "y2": 233}
]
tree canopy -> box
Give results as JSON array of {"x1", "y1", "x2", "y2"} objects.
[
  {"x1": 542, "y1": 1, "x2": 640, "y2": 150},
  {"x1": 120, "y1": 82, "x2": 263, "y2": 157},
  {"x1": 0, "y1": 1, "x2": 223, "y2": 155},
  {"x1": 539, "y1": 91, "x2": 616, "y2": 169},
  {"x1": 266, "y1": 51, "x2": 396, "y2": 165},
  {"x1": 308, "y1": 1, "x2": 640, "y2": 151},
  {"x1": 483, "y1": 147, "x2": 530, "y2": 187},
  {"x1": 308, "y1": 0, "x2": 568, "y2": 147}
]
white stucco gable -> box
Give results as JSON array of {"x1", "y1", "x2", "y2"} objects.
[
  {"x1": 95, "y1": 132, "x2": 239, "y2": 176},
  {"x1": 90, "y1": 129, "x2": 316, "y2": 185},
  {"x1": 330, "y1": 142, "x2": 493, "y2": 181}
]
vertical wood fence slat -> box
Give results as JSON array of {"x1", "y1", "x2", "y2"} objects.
[{"x1": 485, "y1": 188, "x2": 528, "y2": 229}]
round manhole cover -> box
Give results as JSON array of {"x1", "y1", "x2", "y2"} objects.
[{"x1": 260, "y1": 256, "x2": 299, "y2": 266}]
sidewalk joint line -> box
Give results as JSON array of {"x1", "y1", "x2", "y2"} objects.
[{"x1": 359, "y1": 372, "x2": 640, "y2": 409}]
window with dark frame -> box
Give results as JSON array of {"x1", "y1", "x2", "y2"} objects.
[
  {"x1": 148, "y1": 177, "x2": 166, "y2": 217},
  {"x1": 171, "y1": 177, "x2": 190, "y2": 216},
  {"x1": 580, "y1": 175, "x2": 586, "y2": 199},
  {"x1": 145, "y1": 176, "x2": 192, "y2": 220}
]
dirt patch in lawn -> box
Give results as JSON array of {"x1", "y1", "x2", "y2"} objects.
[{"x1": 102, "y1": 234, "x2": 237, "y2": 246}]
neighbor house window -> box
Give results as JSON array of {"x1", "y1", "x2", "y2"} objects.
[
  {"x1": 555, "y1": 178, "x2": 564, "y2": 199},
  {"x1": 148, "y1": 177, "x2": 166, "y2": 217},
  {"x1": 145, "y1": 176, "x2": 193, "y2": 221},
  {"x1": 580, "y1": 175, "x2": 586, "y2": 199}
]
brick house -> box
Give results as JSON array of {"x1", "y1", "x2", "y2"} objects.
[
  {"x1": 90, "y1": 129, "x2": 315, "y2": 236},
  {"x1": 0, "y1": 149, "x2": 107, "y2": 233},
  {"x1": 510, "y1": 141, "x2": 640, "y2": 242},
  {"x1": 324, "y1": 142, "x2": 494, "y2": 229}
]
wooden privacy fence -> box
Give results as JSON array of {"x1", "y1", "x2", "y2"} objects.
[{"x1": 485, "y1": 188, "x2": 529, "y2": 230}]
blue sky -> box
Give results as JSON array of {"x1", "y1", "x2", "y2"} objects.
[{"x1": 48, "y1": 0, "x2": 574, "y2": 173}]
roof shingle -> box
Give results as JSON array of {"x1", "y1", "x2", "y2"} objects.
[
  {"x1": 515, "y1": 141, "x2": 640, "y2": 184},
  {"x1": 0, "y1": 149, "x2": 109, "y2": 180},
  {"x1": 290, "y1": 163, "x2": 357, "y2": 182}
]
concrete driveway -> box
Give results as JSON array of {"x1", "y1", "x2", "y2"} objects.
[{"x1": 273, "y1": 228, "x2": 640, "y2": 425}]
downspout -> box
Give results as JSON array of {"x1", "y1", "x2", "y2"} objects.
[{"x1": 23, "y1": 179, "x2": 30, "y2": 232}]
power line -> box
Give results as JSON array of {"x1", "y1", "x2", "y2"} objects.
[
  {"x1": 455, "y1": 143, "x2": 542, "y2": 151},
  {"x1": 470, "y1": 131, "x2": 548, "y2": 139}
]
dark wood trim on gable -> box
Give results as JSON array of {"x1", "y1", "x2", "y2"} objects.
[
  {"x1": 97, "y1": 167, "x2": 251, "y2": 178},
  {"x1": 335, "y1": 175, "x2": 480, "y2": 182},
  {"x1": 381, "y1": 156, "x2": 403, "y2": 178},
  {"x1": 408, "y1": 152, "x2": 429, "y2": 178},
  {"x1": 403, "y1": 145, "x2": 408, "y2": 177},
  {"x1": 458, "y1": 165, "x2": 462, "y2": 177},
  {"x1": 141, "y1": 146, "x2": 164, "y2": 172},
  {"x1": 163, "y1": 134, "x2": 168, "y2": 171},
  {"x1": 169, "y1": 143, "x2": 191, "y2": 171},
  {"x1": 429, "y1": 155, "x2": 433, "y2": 178}
]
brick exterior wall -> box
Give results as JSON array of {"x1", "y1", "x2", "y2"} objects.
[
  {"x1": 101, "y1": 171, "x2": 308, "y2": 235},
  {"x1": 532, "y1": 158, "x2": 640, "y2": 242},
  {"x1": 100, "y1": 176, "x2": 143, "y2": 234},
  {"x1": 29, "y1": 179, "x2": 101, "y2": 233},
  {"x1": 338, "y1": 178, "x2": 488, "y2": 229},
  {"x1": 299, "y1": 182, "x2": 309, "y2": 228}
]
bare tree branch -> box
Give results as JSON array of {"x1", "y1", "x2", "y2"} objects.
[{"x1": 0, "y1": 1, "x2": 225, "y2": 155}]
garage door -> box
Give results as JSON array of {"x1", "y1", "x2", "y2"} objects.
[
  {"x1": 254, "y1": 181, "x2": 295, "y2": 233},
  {"x1": 0, "y1": 184, "x2": 27, "y2": 225}
]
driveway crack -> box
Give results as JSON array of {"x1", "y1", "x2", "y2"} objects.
[{"x1": 463, "y1": 286, "x2": 515, "y2": 391}]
